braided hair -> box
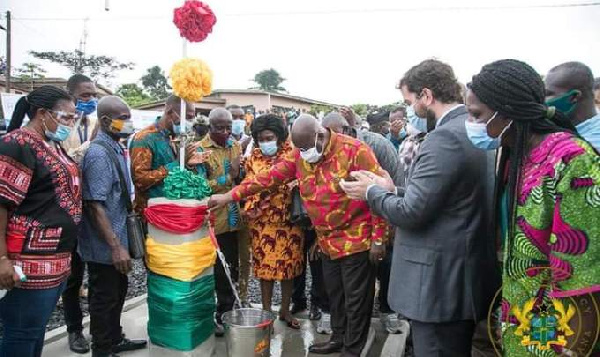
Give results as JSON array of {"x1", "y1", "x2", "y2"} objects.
[
  {"x1": 250, "y1": 114, "x2": 288, "y2": 146},
  {"x1": 8, "y1": 85, "x2": 73, "y2": 132},
  {"x1": 469, "y1": 59, "x2": 576, "y2": 265}
]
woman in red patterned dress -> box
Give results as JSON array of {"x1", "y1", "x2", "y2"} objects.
[
  {"x1": 243, "y1": 114, "x2": 304, "y2": 329},
  {"x1": 0, "y1": 86, "x2": 82, "y2": 357}
]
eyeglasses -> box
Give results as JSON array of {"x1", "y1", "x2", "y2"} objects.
[{"x1": 50, "y1": 110, "x2": 82, "y2": 125}]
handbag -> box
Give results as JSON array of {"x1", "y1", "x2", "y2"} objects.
[
  {"x1": 92, "y1": 141, "x2": 146, "y2": 259},
  {"x1": 289, "y1": 186, "x2": 312, "y2": 227}
]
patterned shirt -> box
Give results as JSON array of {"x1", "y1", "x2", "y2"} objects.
[
  {"x1": 233, "y1": 130, "x2": 387, "y2": 260},
  {"x1": 501, "y1": 133, "x2": 600, "y2": 355},
  {"x1": 79, "y1": 131, "x2": 131, "y2": 265},
  {"x1": 0, "y1": 129, "x2": 82, "y2": 289},
  {"x1": 198, "y1": 135, "x2": 242, "y2": 235},
  {"x1": 130, "y1": 123, "x2": 178, "y2": 213}
]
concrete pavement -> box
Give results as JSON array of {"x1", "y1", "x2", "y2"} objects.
[{"x1": 42, "y1": 296, "x2": 409, "y2": 357}]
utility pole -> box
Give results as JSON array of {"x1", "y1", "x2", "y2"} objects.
[{"x1": 5, "y1": 11, "x2": 11, "y2": 93}]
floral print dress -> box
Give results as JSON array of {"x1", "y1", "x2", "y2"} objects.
[{"x1": 244, "y1": 141, "x2": 304, "y2": 281}]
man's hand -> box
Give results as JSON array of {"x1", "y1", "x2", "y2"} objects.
[
  {"x1": 340, "y1": 107, "x2": 358, "y2": 127},
  {"x1": 208, "y1": 191, "x2": 234, "y2": 210},
  {"x1": 339, "y1": 170, "x2": 395, "y2": 201},
  {"x1": 0, "y1": 258, "x2": 19, "y2": 290},
  {"x1": 369, "y1": 242, "x2": 386, "y2": 264},
  {"x1": 111, "y1": 245, "x2": 132, "y2": 275},
  {"x1": 390, "y1": 119, "x2": 405, "y2": 138}
]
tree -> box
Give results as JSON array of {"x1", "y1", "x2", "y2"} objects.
[
  {"x1": 116, "y1": 83, "x2": 151, "y2": 107},
  {"x1": 141, "y1": 66, "x2": 171, "y2": 100},
  {"x1": 15, "y1": 62, "x2": 47, "y2": 90},
  {"x1": 252, "y1": 68, "x2": 286, "y2": 92},
  {"x1": 30, "y1": 50, "x2": 134, "y2": 81}
]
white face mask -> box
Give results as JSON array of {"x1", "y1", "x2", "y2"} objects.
[{"x1": 300, "y1": 133, "x2": 323, "y2": 163}]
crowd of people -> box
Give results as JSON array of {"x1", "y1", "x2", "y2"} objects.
[{"x1": 0, "y1": 58, "x2": 598, "y2": 357}]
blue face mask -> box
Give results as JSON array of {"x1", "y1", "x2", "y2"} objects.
[
  {"x1": 406, "y1": 105, "x2": 427, "y2": 133},
  {"x1": 76, "y1": 98, "x2": 98, "y2": 115},
  {"x1": 232, "y1": 120, "x2": 246, "y2": 136},
  {"x1": 465, "y1": 112, "x2": 512, "y2": 151},
  {"x1": 575, "y1": 114, "x2": 600, "y2": 150},
  {"x1": 172, "y1": 124, "x2": 181, "y2": 135},
  {"x1": 44, "y1": 113, "x2": 73, "y2": 142},
  {"x1": 259, "y1": 140, "x2": 278, "y2": 156}
]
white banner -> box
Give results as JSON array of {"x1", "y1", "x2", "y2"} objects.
[{"x1": 1, "y1": 93, "x2": 26, "y2": 122}]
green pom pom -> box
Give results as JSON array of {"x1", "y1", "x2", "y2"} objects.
[{"x1": 163, "y1": 166, "x2": 212, "y2": 200}]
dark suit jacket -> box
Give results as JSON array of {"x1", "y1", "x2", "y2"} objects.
[{"x1": 366, "y1": 106, "x2": 500, "y2": 323}]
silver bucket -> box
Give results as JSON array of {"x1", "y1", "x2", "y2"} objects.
[{"x1": 222, "y1": 308, "x2": 276, "y2": 357}]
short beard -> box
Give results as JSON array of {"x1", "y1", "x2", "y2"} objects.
[{"x1": 426, "y1": 108, "x2": 437, "y2": 132}]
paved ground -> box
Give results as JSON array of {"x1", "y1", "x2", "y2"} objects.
[{"x1": 42, "y1": 297, "x2": 408, "y2": 357}]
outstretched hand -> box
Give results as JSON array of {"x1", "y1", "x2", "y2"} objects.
[
  {"x1": 208, "y1": 192, "x2": 234, "y2": 210},
  {"x1": 339, "y1": 170, "x2": 395, "y2": 200}
]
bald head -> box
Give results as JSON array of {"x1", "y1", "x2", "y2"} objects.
[
  {"x1": 98, "y1": 96, "x2": 129, "y2": 119},
  {"x1": 322, "y1": 112, "x2": 349, "y2": 134},
  {"x1": 291, "y1": 114, "x2": 324, "y2": 149},
  {"x1": 546, "y1": 62, "x2": 595, "y2": 98},
  {"x1": 546, "y1": 62, "x2": 597, "y2": 124}
]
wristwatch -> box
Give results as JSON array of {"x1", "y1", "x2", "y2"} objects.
[{"x1": 374, "y1": 241, "x2": 383, "y2": 246}]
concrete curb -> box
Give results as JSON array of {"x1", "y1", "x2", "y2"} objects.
[{"x1": 44, "y1": 294, "x2": 148, "y2": 345}]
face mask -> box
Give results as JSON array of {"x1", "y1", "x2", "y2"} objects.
[
  {"x1": 300, "y1": 133, "x2": 323, "y2": 163},
  {"x1": 76, "y1": 98, "x2": 98, "y2": 115},
  {"x1": 109, "y1": 118, "x2": 135, "y2": 138},
  {"x1": 406, "y1": 105, "x2": 428, "y2": 133},
  {"x1": 545, "y1": 89, "x2": 580, "y2": 116},
  {"x1": 211, "y1": 132, "x2": 230, "y2": 147},
  {"x1": 259, "y1": 140, "x2": 278, "y2": 156},
  {"x1": 44, "y1": 113, "x2": 73, "y2": 142},
  {"x1": 465, "y1": 112, "x2": 512, "y2": 150},
  {"x1": 575, "y1": 114, "x2": 600, "y2": 150},
  {"x1": 232, "y1": 120, "x2": 246, "y2": 136}
]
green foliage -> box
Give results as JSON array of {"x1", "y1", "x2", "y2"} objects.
[
  {"x1": 252, "y1": 68, "x2": 286, "y2": 92},
  {"x1": 15, "y1": 62, "x2": 47, "y2": 90},
  {"x1": 141, "y1": 66, "x2": 171, "y2": 100},
  {"x1": 309, "y1": 104, "x2": 335, "y2": 117},
  {"x1": 30, "y1": 50, "x2": 134, "y2": 81},
  {"x1": 116, "y1": 83, "x2": 151, "y2": 107}
]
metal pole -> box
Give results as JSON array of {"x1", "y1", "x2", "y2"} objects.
[
  {"x1": 179, "y1": 39, "x2": 188, "y2": 170},
  {"x1": 5, "y1": 11, "x2": 11, "y2": 93}
]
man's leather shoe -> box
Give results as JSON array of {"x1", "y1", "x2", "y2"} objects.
[
  {"x1": 112, "y1": 337, "x2": 147, "y2": 353},
  {"x1": 68, "y1": 332, "x2": 90, "y2": 354},
  {"x1": 308, "y1": 340, "x2": 343, "y2": 354}
]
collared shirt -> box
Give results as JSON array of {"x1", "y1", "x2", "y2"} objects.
[
  {"x1": 576, "y1": 113, "x2": 600, "y2": 151},
  {"x1": 63, "y1": 113, "x2": 98, "y2": 164},
  {"x1": 233, "y1": 131, "x2": 387, "y2": 260},
  {"x1": 79, "y1": 131, "x2": 131, "y2": 265},
  {"x1": 436, "y1": 104, "x2": 464, "y2": 128},
  {"x1": 130, "y1": 123, "x2": 178, "y2": 213},
  {"x1": 198, "y1": 135, "x2": 242, "y2": 235}
]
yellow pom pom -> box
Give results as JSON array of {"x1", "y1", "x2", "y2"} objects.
[{"x1": 170, "y1": 58, "x2": 213, "y2": 102}]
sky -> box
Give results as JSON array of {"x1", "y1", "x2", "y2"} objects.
[{"x1": 1, "y1": 0, "x2": 599, "y2": 106}]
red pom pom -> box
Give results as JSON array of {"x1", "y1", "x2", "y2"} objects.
[{"x1": 173, "y1": 0, "x2": 217, "y2": 43}]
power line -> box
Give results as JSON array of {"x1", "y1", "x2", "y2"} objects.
[{"x1": 12, "y1": 1, "x2": 600, "y2": 21}]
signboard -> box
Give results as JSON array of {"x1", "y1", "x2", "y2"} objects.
[{"x1": 0, "y1": 93, "x2": 26, "y2": 123}]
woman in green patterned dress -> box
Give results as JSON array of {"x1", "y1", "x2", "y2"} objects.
[{"x1": 465, "y1": 59, "x2": 599, "y2": 356}]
